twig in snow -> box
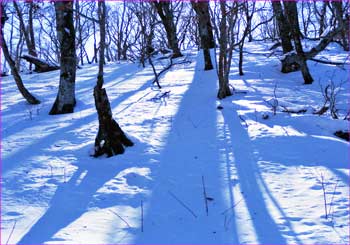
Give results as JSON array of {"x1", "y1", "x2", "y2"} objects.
[
  {"x1": 221, "y1": 198, "x2": 243, "y2": 215},
  {"x1": 168, "y1": 191, "x2": 197, "y2": 218},
  {"x1": 141, "y1": 200, "x2": 144, "y2": 232},
  {"x1": 202, "y1": 175, "x2": 209, "y2": 216},
  {"x1": 109, "y1": 209, "x2": 131, "y2": 228},
  {"x1": 238, "y1": 115, "x2": 249, "y2": 128},
  {"x1": 320, "y1": 173, "x2": 328, "y2": 219},
  {"x1": 328, "y1": 179, "x2": 339, "y2": 223},
  {"x1": 6, "y1": 220, "x2": 17, "y2": 245}
]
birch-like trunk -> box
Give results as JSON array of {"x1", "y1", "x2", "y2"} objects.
[{"x1": 49, "y1": 1, "x2": 76, "y2": 115}]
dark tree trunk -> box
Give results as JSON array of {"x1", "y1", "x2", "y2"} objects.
[
  {"x1": 191, "y1": 1, "x2": 215, "y2": 49},
  {"x1": 203, "y1": 48, "x2": 213, "y2": 71},
  {"x1": 93, "y1": 0, "x2": 133, "y2": 158},
  {"x1": 217, "y1": 1, "x2": 232, "y2": 99},
  {"x1": 271, "y1": 0, "x2": 300, "y2": 73},
  {"x1": 1, "y1": 4, "x2": 40, "y2": 105},
  {"x1": 49, "y1": 1, "x2": 77, "y2": 115},
  {"x1": 191, "y1": 0, "x2": 214, "y2": 70},
  {"x1": 331, "y1": 1, "x2": 349, "y2": 51},
  {"x1": 284, "y1": 1, "x2": 314, "y2": 84},
  {"x1": 153, "y1": 1, "x2": 183, "y2": 58}
]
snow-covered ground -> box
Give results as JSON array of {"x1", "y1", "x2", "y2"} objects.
[{"x1": 1, "y1": 42, "x2": 349, "y2": 244}]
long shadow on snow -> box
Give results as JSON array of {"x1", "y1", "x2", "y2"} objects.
[
  {"x1": 2, "y1": 74, "x2": 152, "y2": 174},
  {"x1": 134, "y1": 53, "x2": 239, "y2": 244},
  {"x1": 1, "y1": 63, "x2": 153, "y2": 142},
  {"x1": 220, "y1": 107, "x2": 288, "y2": 244},
  {"x1": 16, "y1": 140, "x2": 151, "y2": 244}
]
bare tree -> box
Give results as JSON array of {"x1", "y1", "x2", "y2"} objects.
[
  {"x1": 13, "y1": 1, "x2": 38, "y2": 71},
  {"x1": 1, "y1": 4, "x2": 40, "y2": 105},
  {"x1": 331, "y1": 0, "x2": 349, "y2": 51},
  {"x1": 191, "y1": 0, "x2": 214, "y2": 70},
  {"x1": 153, "y1": 1, "x2": 183, "y2": 58},
  {"x1": 93, "y1": 0, "x2": 133, "y2": 157},
  {"x1": 215, "y1": 1, "x2": 236, "y2": 99},
  {"x1": 49, "y1": 1, "x2": 77, "y2": 114},
  {"x1": 271, "y1": 0, "x2": 299, "y2": 73}
]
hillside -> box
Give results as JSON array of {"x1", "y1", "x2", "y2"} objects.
[{"x1": 1, "y1": 42, "x2": 349, "y2": 244}]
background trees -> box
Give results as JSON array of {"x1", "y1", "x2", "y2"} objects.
[{"x1": 1, "y1": 0, "x2": 349, "y2": 156}]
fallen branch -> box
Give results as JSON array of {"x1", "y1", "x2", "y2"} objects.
[
  {"x1": 310, "y1": 58, "x2": 349, "y2": 66},
  {"x1": 168, "y1": 190, "x2": 197, "y2": 218},
  {"x1": 109, "y1": 209, "x2": 131, "y2": 228},
  {"x1": 281, "y1": 106, "x2": 307, "y2": 114},
  {"x1": 21, "y1": 54, "x2": 59, "y2": 73},
  {"x1": 151, "y1": 58, "x2": 191, "y2": 87}
]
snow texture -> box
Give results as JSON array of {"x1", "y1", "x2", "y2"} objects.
[{"x1": 1, "y1": 42, "x2": 349, "y2": 244}]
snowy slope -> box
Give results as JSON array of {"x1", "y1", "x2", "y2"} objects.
[{"x1": 1, "y1": 43, "x2": 349, "y2": 244}]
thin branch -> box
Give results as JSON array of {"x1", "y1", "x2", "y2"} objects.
[
  {"x1": 168, "y1": 190, "x2": 197, "y2": 218},
  {"x1": 109, "y1": 210, "x2": 131, "y2": 229},
  {"x1": 202, "y1": 175, "x2": 209, "y2": 216}
]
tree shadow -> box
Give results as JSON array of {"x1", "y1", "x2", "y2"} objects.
[
  {"x1": 16, "y1": 137, "x2": 153, "y2": 244},
  {"x1": 220, "y1": 106, "x2": 288, "y2": 244},
  {"x1": 133, "y1": 52, "x2": 239, "y2": 244}
]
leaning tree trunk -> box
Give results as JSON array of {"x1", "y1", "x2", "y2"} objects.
[
  {"x1": 284, "y1": 1, "x2": 314, "y2": 84},
  {"x1": 49, "y1": 1, "x2": 77, "y2": 115},
  {"x1": 13, "y1": 1, "x2": 38, "y2": 71},
  {"x1": 217, "y1": 1, "x2": 232, "y2": 100},
  {"x1": 271, "y1": 0, "x2": 300, "y2": 73},
  {"x1": 191, "y1": 0, "x2": 214, "y2": 70},
  {"x1": 1, "y1": 4, "x2": 40, "y2": 105},
  {"x1": 93, "y1": 0, "x2": 133, "y2": 158},
  {"x1": 153, "y1": 1, "x2": 183, "y2": 58}
]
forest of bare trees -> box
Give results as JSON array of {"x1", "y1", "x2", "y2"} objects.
[{"x1": 1, "y1": 0, "x2": 349, "y2": 155}]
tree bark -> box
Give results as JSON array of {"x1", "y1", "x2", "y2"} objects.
[
  {"x1": 331, "y1": 0, "x2": 349, "y2": 51},
  {"x1": 153, "y1": 1, "x2": 183, "y2": 58},
  {"x1": 217, "y1": 1, "x2": 232, "y2": 99},
  {"x1": 284, "y1": 1, "x2": 313, "y2": 84},
  {"x1": 93, "y1": 0, "x2": 133, "y2": 158},
  {"x1": 271, "y1": 0, "x2": 300, "y2": 73},
  {"x1": 191, "y1": 0, "x2": 214, "y2": 70},
  {"x1": 1, "y1": 4, "x2": 40, "y2": 105},
  {"x1": 49, "y1": 1, "x2": 77, "y2": 115}
]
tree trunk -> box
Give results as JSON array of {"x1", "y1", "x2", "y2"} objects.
[
  {"x1": 217, "y1": 1, "x2": 232, "y2": 99},
  {"x1": 93, "y1": 0, "x2": 133, "y2": 158},
  {"x1": 191, "y1": 1, "x2": 215, "y2": 49},
  {"x1": 331, "y1": 1, "x2": 349, "y2": 51},
  {"x1": 153, "y1": 1, "x2": 183, "y2": 58},
  {"x1": 13, "y1": 1, "x2": 38, "y2": 71},
  {"x1": 203, "y1": 48, "x2": 213, "y2": 70},
  {"x1": 191, "y1": 0, "x2": 214, "y2": 70},
  {"x1": 49, "y1": 1, "x2": 77, "y2": 115},
  {"x1": 284, "y1": 1, "x2": 314, "y2": 84},
  {"x1": 271, "y1": 0, "x2": 300, "y2": 73},
  {"x1": 1, "y1": 4, "x2": 40, "y2": 105}
]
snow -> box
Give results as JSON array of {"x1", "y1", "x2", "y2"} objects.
[{"x1": 1, "y1": 42, "x2": 349, "y2": 244}]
